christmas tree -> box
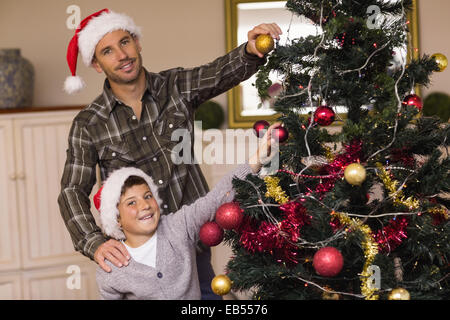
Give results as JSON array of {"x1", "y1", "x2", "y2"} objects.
[{"x1": 223, "y1": 0, "x2": 449, "y2": 300}]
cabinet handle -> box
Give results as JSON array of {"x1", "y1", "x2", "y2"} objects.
[
  {"x1": 9, "y1": 173, "x2": 17, "y2": 180},
  {"x1": 17, "y1": 172, "x2": 26, "y2": 180}
]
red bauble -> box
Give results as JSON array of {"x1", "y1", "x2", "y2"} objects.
[
  {"x1": 253, "y1": 120, "x2": 270, "y2": 138},
  {"x1": 313, "y1": 247, "x2": 344, "y2": 277},
  {"x1": 314, "y1": 106, "x2": 336, "y2": 126},
  {"x1": 273, "y1": 126, "x2": 289, "y2": 143},
  {"x1": 215, "y1": 202, "x2": 244, "y2": 230},
  {"x1": 199, "y1": 222, "x2": 224, "y2": 247},
  {"x1": 402, "y1": 94, "x2": 423, "y2": 111}
]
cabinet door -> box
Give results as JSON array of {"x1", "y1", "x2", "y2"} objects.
[
  {"x1": 0, "y1": 119, "x2": 21, "y2": 272},
  {"x1": 13, "y1": 112, "x2": 87, "y2": 269},
  {"x1": 0, "y1": 273, "x2": 22, "y2": 299},
  {"x1": 21, "y1": 261, "x2": 99, "y2": 300}
]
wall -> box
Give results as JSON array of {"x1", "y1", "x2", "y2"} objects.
[
  {"x1": 418, "y1": 0, "x2": 450, "y2": 96},
  {"x1": 0, "y1": 0, "x2": 228, "y2": 110},
  {"x1": 1, "y1": 0, "x2": 448, "y2": 111}
]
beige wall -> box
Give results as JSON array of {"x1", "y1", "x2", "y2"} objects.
[
  {"x1": 1, "y1": 0, "x2": 448, "y2": 114},
  {"x1": 0, "y1": 0, "x2": 228, "y2": 109}
]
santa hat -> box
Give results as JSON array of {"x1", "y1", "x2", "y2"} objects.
[
  {"x1": 94, "y1": 167, "x2": 162, "y2": 240},
  {"x1": 64, "y1": 8, "x2": 142, "y2": 94}
]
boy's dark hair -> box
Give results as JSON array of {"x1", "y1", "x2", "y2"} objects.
[{"x1": 120, "y1": 175, "x2": 149, "y2": 196}]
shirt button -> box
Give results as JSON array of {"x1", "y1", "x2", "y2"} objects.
[
  {"x1": 132, "y1": 115, "x2": 137, "y2": 120},
  {"x1": 168, "y1": 123, "x2": 173, "y2": 129},
  {"x1": 158, "y1": 180, "x2": 163, "y2": 185},
  {"x1": 163, "y1": 204, "x2": 168, "y2": 209},
  {"x1": 142, "y1": 136, "x2": 147, "y2": 141},
  {"x1": 112, "y1": 152, "x2": 117, "y2": 157},
  {"x1": 152, "y1": 157, "x2": 157, "y2": 162},
  {"x1": 157, "y1": 272, "x2": 163, "y2": 278}
]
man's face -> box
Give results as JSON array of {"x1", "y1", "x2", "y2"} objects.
[{"x1": 92, "y1": 30, "x2": 143, "y2": 85}]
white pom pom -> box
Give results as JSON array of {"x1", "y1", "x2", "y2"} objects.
[{"x1": 64, "y1": 75, "x2": 85, "y2": 94}]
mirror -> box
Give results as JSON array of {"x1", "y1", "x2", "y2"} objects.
[{"x1": 225, "y1": 0, "x2": 420, "y2": 128}]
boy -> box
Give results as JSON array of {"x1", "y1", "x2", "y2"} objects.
[{"x1": 95, "y1": 124, "x2": 278, "y2": 299}]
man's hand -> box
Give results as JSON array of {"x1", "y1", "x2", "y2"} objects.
[
  {"x1": 94, "y1": 239, "x2": 130, "y2": 273},
  {"x1": 246, "y1": 23, "x2": 283, "y2": 58}
]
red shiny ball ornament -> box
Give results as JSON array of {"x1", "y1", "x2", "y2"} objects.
[
  {"x1": 273, "y1": 126, "x2": 289, "y2": 143},
  {"x1": 402, "y1": 94, "x2": 423, "y2": 111},
  {"x1": 313, "y1": 247, "x2": 344, "y2": 277},
  {"x1": 93, "y1": 186, "x2": 103, "y2": 211},
  {"x1": 199, "y1": 222, "x2": 224, "y2": 247},
  {"x1": 215, "y1": 202, "x2": 244, "y2": 230},
  {"x1": 253, "y1": 120, "x2": 270, "y2": 138},
  {"x1": 314, "y1": 106, "x2": 335, "y2": 126}
]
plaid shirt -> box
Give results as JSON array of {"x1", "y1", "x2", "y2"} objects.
[{"x1": 58, "y1": 43, "x2": 265, "y2": 260}]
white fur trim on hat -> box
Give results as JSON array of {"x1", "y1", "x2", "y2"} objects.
[
  {"x1": 99, "y1": 167, "x2": 162, "y2": 240},
  {"x1": 64, "y1": 75, "x2": 85, "y2": 94},
  {"x1": 78, "y1": 10, "x2": 142, "y2": 67}
]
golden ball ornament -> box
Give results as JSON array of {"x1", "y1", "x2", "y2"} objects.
[
  {"x1": 344, "y1": 163, "x2": 367, "y2": 186},
  {"x1": 211, "y1": 274, "x2": 232, "y2": 296},
  {"x1": 431, "y1": 53, "x2": 448, "y2": 72},
  {"x1": 255, "y1": 34, "x2": 275, "y2": 55},
  {"x1": 388, "y1": 287, "x2": 410, "y2": 300}
]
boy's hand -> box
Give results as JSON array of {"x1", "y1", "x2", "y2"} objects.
[
  {"x1": 95, "y1": 239, "x2": 130, "y2": 272},
  {"x1": 249, "y1": 122, "x2": 283, "y2": 173}
]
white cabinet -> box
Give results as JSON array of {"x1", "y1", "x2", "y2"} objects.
[{"x1": 0, "y1": 109, "x2": 99, "y2": 300}]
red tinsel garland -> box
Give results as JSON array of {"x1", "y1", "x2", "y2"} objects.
[
  {"x1": 372, "y1": 216, "x2": 409, "y2": 253},
  {"x1": 316, "y1": 139, "x2": 363, "y2": 194},
  {"x1": 238, "y1": 201, "x2": 311, "y2": 265}
]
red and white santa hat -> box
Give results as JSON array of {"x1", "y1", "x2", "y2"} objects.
[
  {"x1": 94, "y1": 167, "x2": 162, "y2": 240},
  {"x1": 64, "y1": 8, "x2": 142, "y2": 94}
]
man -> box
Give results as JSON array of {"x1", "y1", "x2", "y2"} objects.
[{"x1": 58, "y1": 8, "x2": 282, "y2": 299}]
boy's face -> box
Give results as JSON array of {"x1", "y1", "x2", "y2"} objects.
[{"x1": 118, "y1": 183, "x2": 160, "y2": 243}]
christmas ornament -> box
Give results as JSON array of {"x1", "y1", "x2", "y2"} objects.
[
  {"x1": 255, "y1": 34, "x2": 274, "y2": 55},
  {"x1": 314, "y1": 105, "x2": 335, "y2": 126},
  {"x1": 344, "y1": 163, "x2": 366, "y2": 186},
  {"x1": 431, "y1": 53, "x2": 448, "y2": 72},
  {"x1": 199, "y1": 221, "x2": 224, "y2": 247},
  {"x1": 211, "y1": 274, "x2": 232, "y2": 296},
  {"x1": 215, "y1": 202, "x2": 244, "y2": 230},
  {"x1": 253, "y1": 120, "x2": 270, "y2": 138},
  {"x1": 272, "y1": 125, "x2": 289, "y2": 143},
  {"x1": 388, "y1": 288, "x2": 410, "y2": 300},
  {"x1": 312, "y1": 247, "x2": 344, "y2": 277},
  {"x1": 402, "y1": 94, "x2": 423, "y2": 111}
]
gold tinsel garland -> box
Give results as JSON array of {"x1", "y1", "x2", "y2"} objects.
[
  {"x1": 332, "y1": 211, "x2": 380, "y2": 300},
  {"x1": 376, "y1": 162, "x2": 420, "y2": 210},
  {"x1": 264, "y1": 176, "x2": 289, "y2": 204}
]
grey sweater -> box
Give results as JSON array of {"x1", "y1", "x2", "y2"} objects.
[{"x1": 96, "y1": 163, "x2": 253, "y2": 299}]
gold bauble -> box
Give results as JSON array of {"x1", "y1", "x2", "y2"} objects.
[
  {"x1": 211, "y1": 274, "x2": 232, "y2": 296},
  {"x1": 344, "y1": 163, "x2": 367, "y2": 186},
  {"x1": 431, "y1": 53, "x2": 448, "y2": 72},
  {"x1": 388, "y1": 287, "x2": 410, "y2": 300},
  {"x1": 255, "y1": 34, "x2": 274, "y2": 55}
]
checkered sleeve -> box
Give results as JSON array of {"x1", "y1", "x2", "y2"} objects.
[
  {"x1": 176, "y1": 42, "x2": 266, "y2": 109},
  {"x1": 58, "y1": 118, "x2": 105, "y2": 260}
]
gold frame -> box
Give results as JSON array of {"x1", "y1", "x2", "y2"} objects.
[{"x1": 225, "y1": 0, "x2": 421, "y2": 128}]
